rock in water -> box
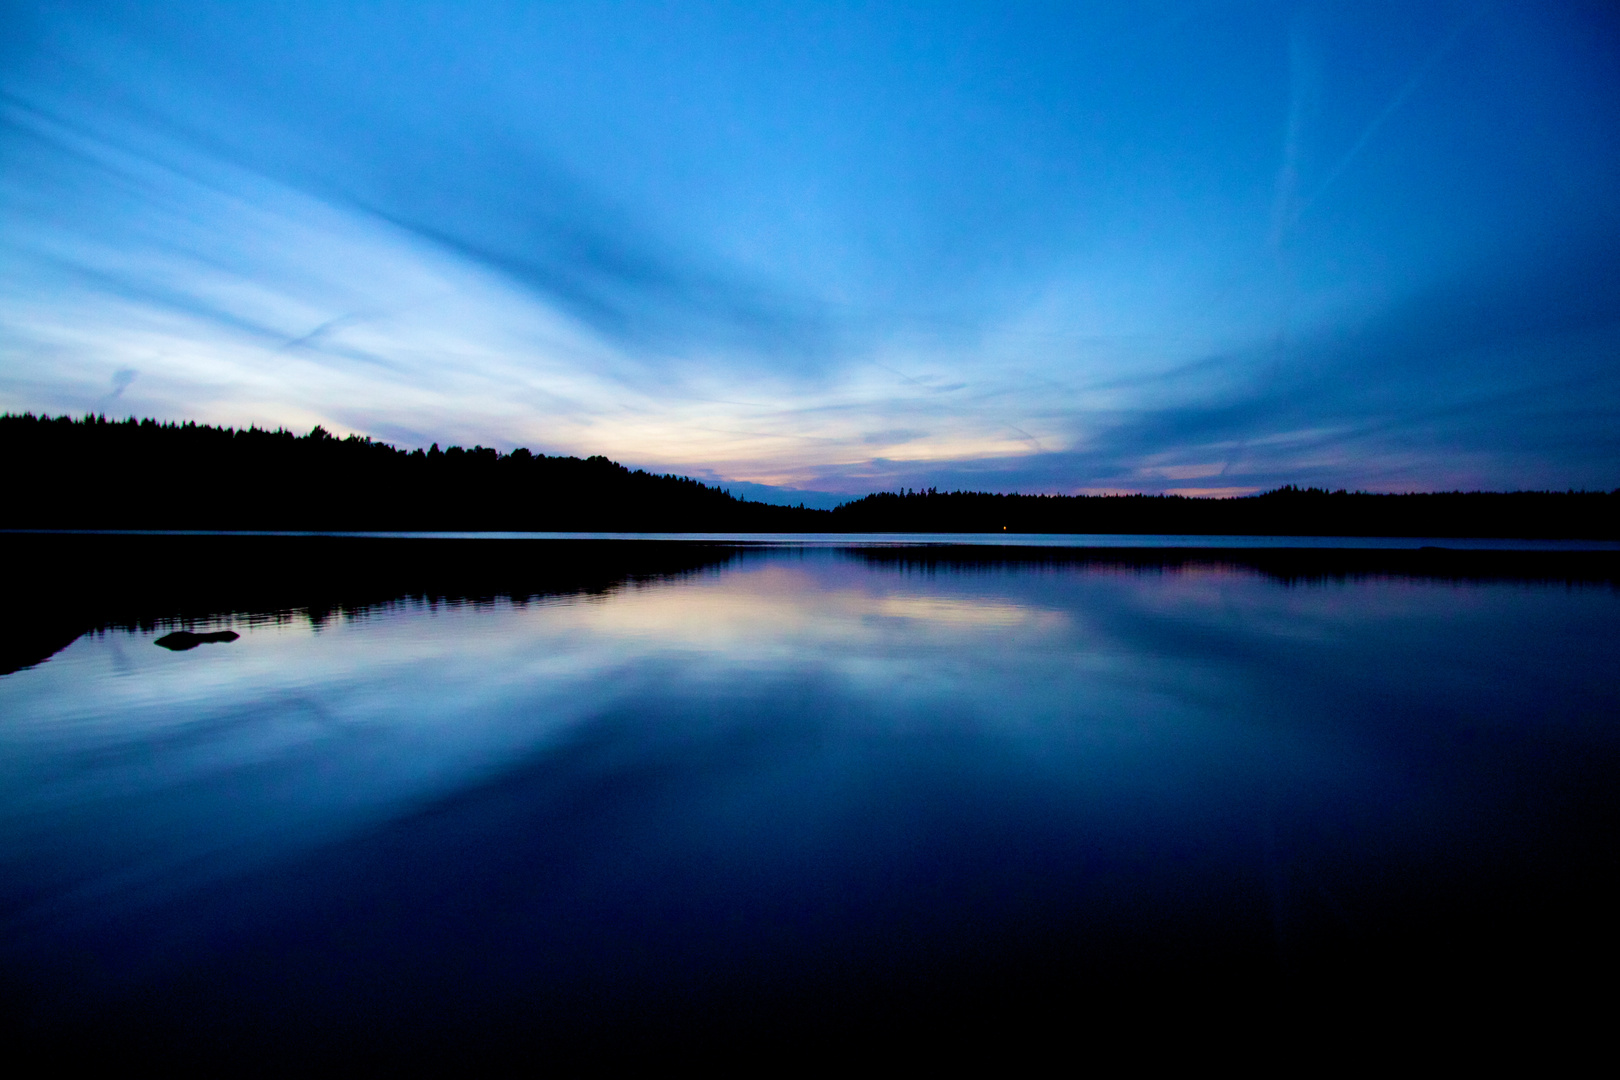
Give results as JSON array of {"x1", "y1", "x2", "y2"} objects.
[{"x1": 155, "y1": 630, "x2": 240, "y2": 651}]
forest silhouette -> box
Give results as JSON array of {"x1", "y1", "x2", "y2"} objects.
[{"x1": 3, "y1": 412, "x2": 1616, "y2": 537}]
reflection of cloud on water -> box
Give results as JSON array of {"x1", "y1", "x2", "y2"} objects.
[
  {"x1": 552, "y1": 563, "x2": 1071, "y2": 655},
  {"x1": 0, "y1": 557, "x2": 1087, "y2": 892},
  {"x1": 868, "y1": 594, "x2": 1054, "y2": 629},
  {"x1": 6, "y1": 548, "x2": 1616, "y2": 961}
]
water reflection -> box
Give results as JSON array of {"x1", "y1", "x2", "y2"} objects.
[{"x1": 1, "y1": 541, "x2": 1616, "y2": 1061}]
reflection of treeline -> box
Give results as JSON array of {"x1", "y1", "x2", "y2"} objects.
[
  {"x1": 0, "y1": 532, "x2": 738, "y2": 676},
  {"x1": 829, "y1": 486, "x2": 1619, "y2": 538},
  {"x1": 851, "y1": 545, "x2": 1620, "y2": 587},
  {"x1": 4, "y1": 413, "x2": 1616, "y2": 536},
  {"x1": 2, "y1": 414, "x2": 819, "y2": 530}
]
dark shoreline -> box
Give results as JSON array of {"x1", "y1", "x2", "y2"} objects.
[{"x1": 7, "y1": 414, "x2": 1617, "y2": 536}]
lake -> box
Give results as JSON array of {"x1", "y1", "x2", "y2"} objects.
[{"x1": 2, "y1": 535, "x2": 1616, "y2": 1063}]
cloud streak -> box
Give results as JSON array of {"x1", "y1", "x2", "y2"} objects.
[{"x1": 1289, "y1": 4, "x2": 1489, "y2": 233}]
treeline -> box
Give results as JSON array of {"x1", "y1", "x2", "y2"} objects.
[
  {"x1": 3, "y1": 413, "x2": 1616, "y2": 536},
  {"x1": 829, "y1": 486, "x2": 1618, "y2": 538},
  {"x1": 1, "y1": 413, "x2": 822, "y2": 530}
]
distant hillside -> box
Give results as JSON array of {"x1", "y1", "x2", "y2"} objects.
[
  {"x1": 828, "y1": 487, "x2": 1619, "y2": 539},
  {"x1": 3, "y1": 413, "x2": 1615, "y2": 536},
  {"x1": 1, "y1": 414, "x2": 824, "y2": 530}
]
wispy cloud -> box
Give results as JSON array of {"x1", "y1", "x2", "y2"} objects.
[{"x1": 1287, "y1": 4, "x2": 1489, "y2": 234}]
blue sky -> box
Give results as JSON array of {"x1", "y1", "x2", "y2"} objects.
[{"x1": 2, "y1": 1, "x2": 1618, "y2": 501}]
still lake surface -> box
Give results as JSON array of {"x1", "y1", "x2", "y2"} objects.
[{"x1": 3, "y1": 540, "x2": 1617, "y2": 1058}]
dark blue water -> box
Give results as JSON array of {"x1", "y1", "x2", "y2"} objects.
[{"x1": 2, "y1": 545, "x2": 1616, "y2": 1062}]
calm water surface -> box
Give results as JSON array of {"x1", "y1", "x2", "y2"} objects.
[{"x1": 2, "y1": 545, "x2": 1616, "y2": 1059}]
